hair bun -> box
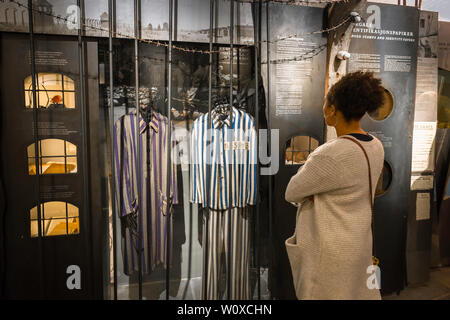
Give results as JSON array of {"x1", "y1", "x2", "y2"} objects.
[{"x1": 326, "y1": 71, "x2": 385, "y2": 122}]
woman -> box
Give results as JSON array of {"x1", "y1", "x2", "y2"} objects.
[{"x1": 285, "y1": 71, "x2": 385, "y2": 300}]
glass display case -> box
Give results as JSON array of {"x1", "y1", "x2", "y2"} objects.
[{"x1": 0, "y1": 0, "x2": 427, "y2": 300}]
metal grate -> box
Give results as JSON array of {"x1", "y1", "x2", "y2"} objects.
[
  {"x1": 285, "y1": 136, "x2": 319, "y2": 165},
  {"x1": 30, "y1": 201, "x2": 80, "y2": 237}
]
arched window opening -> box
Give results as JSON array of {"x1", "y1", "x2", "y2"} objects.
[
  {"x1": 24, "y1": 73, "x2": 75, "y2": 110},
  {"x1": 30, "y1": 201, "x2": 80, "y2": 237},
  {"x1": 27, "y1": 139, "x2": 77, "y2": 175}
]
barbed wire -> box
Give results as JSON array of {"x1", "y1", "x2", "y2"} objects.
[
  {"x1": 237, "y1": 0, "x2": 348, "y2": 4},
  {"x1": 266, "y1": 16, "x2": 351, "y2": 44},
  {"x1": 12, "y1": 0, "x2": 223, "y2": 54},
  {"x1": 11, "y1": 0, "x2": 356, "y2": 56},
  {"x1": 261, "y1": 43, "x2": 327, "y2": 64}
]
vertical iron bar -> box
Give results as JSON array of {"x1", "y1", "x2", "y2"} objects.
[
  {"x1": 36, "y1": 75, "x2": 41, "y2": 110},
  {"x1": 42, "y1": 204, "x2": 45, "y2": 236},
  {"x1": 253, "y1": 0, "x2": 261, "y2": 301},
  {"x1": 108, "y1": 0, "x2": 118, "y2": 301},
  {"x1": 64, "y1": 140, "x2": 67, "y2": 174},
  {"x1": 39, "y1": 142, "x2": 44, "y2": 233},
  {"x1": 125, "y1": 87, "x2": 129, "y2": 115},
  {"x1": 165, "y1": 0, "x2": 173, "y2": 301},
  {"x1": 133, "y1": 0, "x2": 143, "y2": 301},
  {"x1": 66, "y1": 202, "x2": 69, "y2": 235},
  {"x1": 28, "y1": 0, "x2": 45, "y2": 299},
  {"x1": 77, "y1": 0, "x2": 92, "y2": 298},
  {"x1": 309, "y1": 136, "x2": 311, "y2": 153},
  {"x1": 237, "y1": 49, "x2": 240, "y2": 93},
  {"x1": 202, "y1": 0, "x2": 215, "y2": 300},
  {"x1": 227, "y1": 0, "x2": 234, "y2": 301},
  {"x1": 266, "y1": 0, "x2": 273, "y2": 300},
  {"x1": 62, "y1": 75, "x2": 65, "y2": 112}
]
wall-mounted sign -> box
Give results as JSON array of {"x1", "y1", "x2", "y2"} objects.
[
  {"x1": 410, "y1": 10, "x2": 438, "y2": 178},
  {"x1": 349, "y1": 2, "x2": 419, "y2": 294},
  {"x1": 261, "y1": 2, "x2": 327, "y2": 300},
  {"x1": 439, "y1": 22, "x2": 450, "y2": 72},
  {"x1": 438, "y1": 21, "x2": 450, "y2": 128}
]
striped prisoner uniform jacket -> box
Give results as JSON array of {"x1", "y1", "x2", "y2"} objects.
[{"x1": 113, "y1": 110, "x2": 178, "y2": 275}]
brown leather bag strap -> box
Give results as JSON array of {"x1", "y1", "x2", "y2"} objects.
[{"x1": 340, "y1": 136, "x2": 376, "y2": 258}]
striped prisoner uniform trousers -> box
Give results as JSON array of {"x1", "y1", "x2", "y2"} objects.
[{"x1": 202, "y1": 208, "x2": 250, "y2": 300}]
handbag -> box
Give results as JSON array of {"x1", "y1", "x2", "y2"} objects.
[
  {"x1": 340, "y1": 136, "x2": 379, "y2": 266},
  {"x1": 285, "y1": 198, "x2": 310, "y2": 296}
]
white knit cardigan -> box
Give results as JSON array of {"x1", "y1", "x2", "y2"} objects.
[{"x1": 285, "y1": 134, "x2": 385, "y2": 300}]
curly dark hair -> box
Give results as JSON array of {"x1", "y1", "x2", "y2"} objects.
[{"x1": 326, "y1": 71, "x2": 385, "y2": 122}]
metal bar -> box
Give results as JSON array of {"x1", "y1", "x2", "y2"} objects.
[
  {"x1": 309, "y1": 136, "x2": 311, "y2": 153},
  {"x1": 64, "y1": 140, "x2": 67, "y2": 174},
  {"x1": 133, "y1": 0, "x2": 143, "y2": 301},
  {"x1": 254, "y1": 0, "x2": 261, "y2": 301},
  {"x1": 227, "y1": 0, "x2": 234, "y2": 301},
  {"x1": 113, "y1": 0, "x2": 116, "y2": 36},
  {"x1": 202, "y1": 0, "x2": 215, "y2": 300},
  {"x1": 237, "y1": 0, "x2": 240, "y2": 96},
  {"x1": 183, "y1": 142, "x2": 192, "y2": 300},
  {"x1": 42, "y1": 202, "x2": 45, "y2": 236},
  {"x1": 108, "y1": 0, "x2": 118, "y2": 301},
  {"x1": 77, "y1": 0, "x2": 92, "y2": 298},
  {"x1": 62, "y1": 74, "x2": 65, "y2": 111},
  {"x1": 25, "y1": 89, "x2": 73, "y2": 93},
  {"x1": 27, "y1": 0, "x2": 45, "y2": 299},
  {"x1": 125, "y1": 87, "x2": 129, "y2": 115},
  {"x1": 39, "y1": 141, "x2": 42, "y2": 175},
  {"x1": 165, "y1": 0, "x2": 173, "y2": 301},
  {"x1": 66, "y1": 201, "x2": 69, "y2": 235},
  {"x1": 237, "y1": 49, "x2": 240, "y2": 93},
  {"x1": 266, "y1": 0, "x2": 273, "y2": 300},
  {"x1": 174, "y1": 0, "x2": 178, "y2": 40}
]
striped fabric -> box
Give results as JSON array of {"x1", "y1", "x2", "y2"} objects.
[
  {"x1": 190, "y1": 107, "x2": 257, "y2": 210},
  {"x1": 113, "y1": 110, "x2": 178, "y2": 275},
  {"x1": 201, "y1": 208, "x2": 250, "y2": 300}
]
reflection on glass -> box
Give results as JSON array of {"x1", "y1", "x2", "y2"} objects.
[
  {"x1": 368, "y1": 88, "x2": 394, "y2": 121},
  {"x1": 30, "y1": 201, "x2": 80, "y2": 237},
  {"x1": 285, "y1": 136, "x2": 319, "y2": 165},
  {"x1": 375, "y1": 161, "x2": 393, "y2": 196},
  {"x1": 24, "y1": 73, "x2": 75, "y2": 109},
  {"x1": 27, "y1": 139, "x2": 77, "y2": 175}
]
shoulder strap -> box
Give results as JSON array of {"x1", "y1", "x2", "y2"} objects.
[{"x1": 340, "y1": 136, "x2": 376, "y2": 258}]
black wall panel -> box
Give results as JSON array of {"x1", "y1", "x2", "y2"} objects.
[
  {"x1": 0, "y1": 33, "x2": 105, "y2": 299},
  {"x1": 349, "y1": 3, "x2": 419, "y2": 294},
  {"x1": 261, "y1": 3, "x2": 327, "y2": 299}
]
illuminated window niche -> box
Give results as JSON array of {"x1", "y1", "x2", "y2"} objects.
[
  {"x1": 30, "y1": 201, "x2": 80, "y2": 237},
  {"x1": 27, "y1": 139, "x2": 77, "y2": 175},
  {"x1": 24, "y1": 73, "x2": 75, "y2": 110},
  {"x1": 368, "y1": 88, "x2": 394, "y2": 121},
  {"x1": 285, "y1": 136, "x2": 319, "y2": 165}
]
